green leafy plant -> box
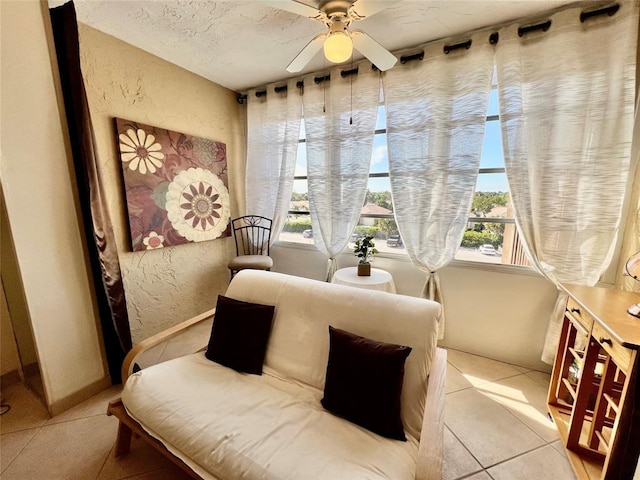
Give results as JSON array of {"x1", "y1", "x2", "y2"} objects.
[{"x1": 354, "y1": 235, "x2": 378, "y2": 264}]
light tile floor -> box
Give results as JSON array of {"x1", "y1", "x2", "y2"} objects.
[{"x1": 0, "y1": 342, "x2": 576, "y2": 479}]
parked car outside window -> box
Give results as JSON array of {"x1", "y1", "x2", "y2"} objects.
[
  {"x1": 386, "y1": 234, "x2": 403, "y2": 248},
  {"x1": 479, "y1": 244, "x2": 497, "y2": 256},
  {"x1": 302, "y1": 229, "x2": 313, "y2": 238}
]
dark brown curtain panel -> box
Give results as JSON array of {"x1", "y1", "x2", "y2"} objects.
[{"x1": 50, "y1": 1, "x2": 132, "y2": 384}]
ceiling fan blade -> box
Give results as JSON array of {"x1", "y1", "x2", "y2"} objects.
[
  {"x1": 348, "y1": 0, "x2": 398, "y2": 20},
  {"x1": 286, "y1": 34, "x2": 326, "y2": 73},
  {"x1": 263, "y1": 1, "x2": 325, "y2": 21},
  {"x1": 351, "y1": 30, "x2": 397, "y2": 71}
]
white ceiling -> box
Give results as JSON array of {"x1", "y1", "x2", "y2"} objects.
[{"x1": 60, "y1": 0, "x2": 577, "y2": 91}]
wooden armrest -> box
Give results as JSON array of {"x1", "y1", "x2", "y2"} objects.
[
  {"x1": 415, "y1": 347, "x2": 447, "y2": 480},
  {"x1": 107, "y1": 399, "x2": 202, "y2": 478},
  {"x1": 121, "y1": 308, "x2": 216, "y2": 382}
]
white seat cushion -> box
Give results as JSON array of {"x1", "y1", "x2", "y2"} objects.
[
  {"x1": 228, "y1": 254, "x2": 273, "y2": 271},
  {"x1": 123, "y1": 353, "x2": 419, "y2": 480}
]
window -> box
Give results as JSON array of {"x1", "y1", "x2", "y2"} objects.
[
  {"x1": 279, "y1": 108, "x2": 400, "y2": 255},
  {"x1": 279, "y1": 87, "x2": 529, "y2": 268},
  {"x1": 454, "y1": 88, "x2": 528, "y2": 266}
]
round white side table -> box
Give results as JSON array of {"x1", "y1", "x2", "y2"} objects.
[{"x1": 331, "y1": 267, "x2": 396, "y2": 293}]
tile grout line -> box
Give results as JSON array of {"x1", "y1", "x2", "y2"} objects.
[
  {"x1": 447, "y1": 360, "x2": 465, "y2": 374},
  {"x1": 444, "y1": 424, "x2": 486, "y2": 480},
  {"x1": 485, "y1": 469, "x2": 498, "y2": 480},
  {"x1": 481, "y1": 441, "x2": 566, "y2": 474},
  {"x1": 446, "y1": 385, "x2": 475, "y2": 395},
  {"x1": 466, "y1": 371, "x2": 529, "y2": 389},
  {"x1": 448, "y1": 357, "x2": 530, "y2": 387},
  {"x1": 0, "y1": 424, "x2": 42, "y2": 475},
  {"x1": 445, "y1": 371, "x2": 532, "y2": 397},
  {"x1": 445, "y1": 360, "x2": 476, "y2": 395},
  {"x1": 47, "y1": 409, "x2": 117, "y2": 427},
  {"x1": 95, "y1": 444, "x2": 114, "y2": 479},
  {"x1": 118, "y1": 464, "x2": 181, "y2": 480},
  {"x1": 445, "y1": 348, "x2": 551, "y2": 377},
  {"x1": 488, "y1": 384, "x2": 553, "y2": 445},
  {"x1": 0, "y1": 421, "x2": 47, "y2": 435}
]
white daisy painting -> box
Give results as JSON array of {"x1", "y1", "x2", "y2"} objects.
[{"x1": 115, "y1": 118, "x2": 231, "y2": 251}]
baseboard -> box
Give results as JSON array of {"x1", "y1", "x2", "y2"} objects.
[
  {"x1": 22, "y1": 362, "x2": 40, "y2": 378},
  {"x1": 0, "y1": 369, "x2": 22, "y2": 390},
  {"x1": 48, "y1": 375, "x2": 112, "y2": 417}
]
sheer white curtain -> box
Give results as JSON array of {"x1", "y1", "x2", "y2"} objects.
[
  {"x1": 383, "y1": 33, "x2": 495, "y2": 337},
  {"x1": 246, "y1": 79, "x2": 302, "y2": 243},
  {"x1": 495, "y1": 4, "x2": 639, "y2": 363},
  {"x1": 303, "y1": 64, "x2": 380, "y2": 280}
]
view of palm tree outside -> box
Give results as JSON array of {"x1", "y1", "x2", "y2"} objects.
[{"x1": 279, "y1": 88, "x2": 528, "y2": 267}]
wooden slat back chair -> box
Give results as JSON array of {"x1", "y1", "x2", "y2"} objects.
[{"x1": 228, "y1": 215, "x2": 273, "y2": 280}]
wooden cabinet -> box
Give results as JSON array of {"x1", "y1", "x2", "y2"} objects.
[{"x1": 548, "y1": 284, "x2": 640, "y2": 480}]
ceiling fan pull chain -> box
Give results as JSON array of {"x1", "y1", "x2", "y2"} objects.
[
  {"x1": 323, "y1": 74, "x2": 326, "y2": 113},
  {"x1": 349, "y1": 63, "x2": 353, "y2": 125}
]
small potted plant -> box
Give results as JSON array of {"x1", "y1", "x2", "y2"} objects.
[{"x1": 354, "y1": 235, "x2": 378, "y2": 276}]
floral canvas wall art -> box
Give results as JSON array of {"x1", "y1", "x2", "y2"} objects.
[{"x1": 115, "y1": 118, "x2": 231, "y2": 251}]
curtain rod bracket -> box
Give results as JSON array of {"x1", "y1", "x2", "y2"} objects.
[
  {"x1": 444, "y1": 39, "x2": 472, "y2": 54},
  {"x1": 400, "y1": 51, "x2": 424, "y2": 64},
  {"x1": 518, "y1": 20, "x2": 552, "y2": 37},
  {"x1": 580, "y1": 3, "x2": 619, "y2": 23},
  {"x1": 341, "y1": 67, "x2": 359, "y2": 78},
  {"x1": 314, "y1": 74, "x2": 331, "y2": 84}
]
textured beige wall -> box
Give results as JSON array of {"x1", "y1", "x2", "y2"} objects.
[
  {"x1": 1, "y1": 0, "x2": 107, "y2": 405},
  {"x1": 0, "y1": 187, "x2": 37, "y2": 375},
  {"x1": 78, "y1": 24, "x2": 246, "y2": 342},
  {"x1": 1, "y1": 279, "x2": 21, "y2": 377}
]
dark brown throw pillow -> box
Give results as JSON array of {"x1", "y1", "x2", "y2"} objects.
[
  {"x1": 205, "y1": 295, "x2": 275, "y2": 375},
  {"x1": 321, "y1": 326, "x2": 412, "y2": 441}
]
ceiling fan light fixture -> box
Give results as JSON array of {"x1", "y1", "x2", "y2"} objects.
[
  {"x1": 324, "y1": 31, "x2": 352, "y2": 63},
  {"x1": 280, "y1": 0, "x2": 396, "y2": 72}
]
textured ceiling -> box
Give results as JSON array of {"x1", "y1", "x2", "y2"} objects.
[{"x1": 55, "y1": 0, "x2": 577, "y2": 91}]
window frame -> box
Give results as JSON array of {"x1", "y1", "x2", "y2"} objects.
[{"x1": 278, "y1": 98, "x2": 532, "y2": 271}]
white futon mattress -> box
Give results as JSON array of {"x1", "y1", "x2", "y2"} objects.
[{"x1": 122, "y1": 353, "x2": 419, "y2": 480}]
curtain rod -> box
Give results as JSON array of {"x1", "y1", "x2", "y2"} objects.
[
  {"x1": 236, "y1": 2, "x2": 620, "y2": 104},
  {"x1": 516, "y1": 4, "x2": 618, "y2": 38},
  {"x1": 238, "y1": 67, "x2": 361, "y2": 103}
]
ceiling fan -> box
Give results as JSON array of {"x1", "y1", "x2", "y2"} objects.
[{"x1": 266, "y1": 0, "x2": 398, "y2": 73}]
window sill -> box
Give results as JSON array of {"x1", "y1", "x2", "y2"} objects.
[
  {"x1": 448, "y1": 259, "x2": 539, "y2": 277},
  {"x1": 273, "y1": 240, "x2": 318, "y2": 252},
  {"x1": 274, "y1": 240, "x2": 540, "y2": 277}
]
